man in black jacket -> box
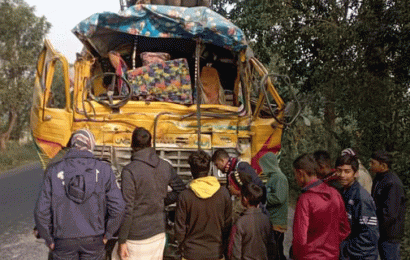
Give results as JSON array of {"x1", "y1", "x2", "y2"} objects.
[
  {"x1": 114, "y1": 127, "x2": 186, "y2": 260},
  {"x1": 370, "y1": 150, "x2": 406, "y2": 260}
]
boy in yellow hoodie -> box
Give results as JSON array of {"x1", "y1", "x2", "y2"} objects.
[{"x1": 175, "y1": 150, "x2": 232, "y2": 260}]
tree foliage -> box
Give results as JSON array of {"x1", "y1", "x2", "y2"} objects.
[
  {"x1": 0, "y1": 0, "x2": 50, "y2": 150},
  {"x1": 214, "y1": 0, "x2": 410, "y2": 171}
]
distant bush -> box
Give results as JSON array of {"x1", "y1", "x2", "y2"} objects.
[{"x1": 0, "y1": 141, "x2": 38, "y2": 173}]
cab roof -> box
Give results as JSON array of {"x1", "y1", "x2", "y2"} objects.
[{"x1": 72, "y1": 4, "x2": 248, "y2": 58}]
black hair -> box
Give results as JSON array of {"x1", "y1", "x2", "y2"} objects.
[
  {"x1": 371, "y1": 150, "x2": 392, "y2": 168},
  {"x1": 188, "y1": 150, "x2": 211, "y2": 179},
  {"x1": 211, "y1": 148, "x2": 229, "y2": 162},
  {"x1": 313, "y1": 150, "x2": 332, "y2": 168},
  {"x1": 335, "y1": 154, "x2": 359, "y2": 173},
  {"x1": 293, "y1": 153, "x2": 318, "y2": 176},
  {"x1": 241, "y1": 183, "x2": 263, "y2": 206},
  {"x1": 131, "y1": 127, "x2": 151, "y2": 151},
  {"x1": 237, "y1": 171, "x2": 253, "y2": 186}
]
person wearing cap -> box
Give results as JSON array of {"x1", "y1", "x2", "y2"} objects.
[
  {"x1": 336, "y1": 153, "x2": 379, "y2": 260},
  {"x1": 341, "y1": 148, "x2": 373, "y2": 194},
  {"x1": 211, "y1": 149, "x2": 266, "y2": 223},
  {"x1": 113, "y1": 127, "x2": 186, "y2": 260},
  {"x1": 370, "y1": 150, "x2": 406, "y2": 260},
  {"x1": 34, "y1": 129, "x2": 125, "y2": 260}
]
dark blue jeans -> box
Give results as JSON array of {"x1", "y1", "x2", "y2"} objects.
[
  {"x1": 379, "y1": 241, "x2": 400, "y2": 260},
  {"x1": 52, "y1": 235, "x2": 105, "y2": 260}
]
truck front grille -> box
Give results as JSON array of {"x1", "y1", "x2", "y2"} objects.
[{"x1": 93, "y1": 145, "x2": 233, "y2": 184}]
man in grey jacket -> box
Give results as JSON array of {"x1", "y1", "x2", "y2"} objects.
[
  {"x1": 114, "y1": 127, "x2": 186, "y2": 260},
  {"x1": 34, "y1": 129, "x2": 125, "y2": 260}
]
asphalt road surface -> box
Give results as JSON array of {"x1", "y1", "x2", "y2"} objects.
[
  {"x1": 0, "y1": 162, "x2": 49, "y2": 259},
  {"x1": 0, "y1": 162, "x2": 294, "y2": 260}
]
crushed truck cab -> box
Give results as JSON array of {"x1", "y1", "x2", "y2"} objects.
[{"x1": 30, "y1": 4, "x2": 286, "y2": 184}]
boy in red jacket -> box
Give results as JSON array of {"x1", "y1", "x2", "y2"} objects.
[{"x1": 292, "y1": 153, "x2": 350, "y2": 260}]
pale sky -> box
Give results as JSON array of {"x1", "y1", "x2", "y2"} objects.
[{"x1": 25, "y1": 0, "x2": 121, "y2": 63}]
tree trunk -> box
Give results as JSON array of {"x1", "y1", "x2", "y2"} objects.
[
  {"x1": 0, "y1": 110, "x2": 18, "y2": 151},
  {"x1": 324, "y1": 87, "x2": 336, "y2": 153}
]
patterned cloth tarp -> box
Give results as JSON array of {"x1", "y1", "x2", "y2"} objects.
[
  {"x1": 126, "y1": 58, "x2": 193, "y2": 104},
  {"x1": 72, "y1": 4, "x2": 248, "y2": 55}
]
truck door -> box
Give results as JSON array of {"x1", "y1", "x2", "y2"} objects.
[
  {"x1": 249, "y1": 58, "x2": 286, "y2": 173},
  {"x1": 31, "y1": 39, "x2": 73, "y2": 160}
]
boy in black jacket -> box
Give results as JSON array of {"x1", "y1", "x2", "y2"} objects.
[{"x1": 228, "y1": 183, "x2": 275, "y2": 260}]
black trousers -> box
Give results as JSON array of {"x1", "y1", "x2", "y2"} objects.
[
  {"x1": 52, "y1": 235, "x2": 105, "y2": 260},
  {"x1": 273, "y1": 230, "x2": 286, "y2": 260}
]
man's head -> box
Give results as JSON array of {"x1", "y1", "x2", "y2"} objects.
[
  {"x1": 241, "y1": 183, "x2": 263, "y2": 208},
  {"x1": 370, "y1": 150, "x2": 390, "y2": 174},
  {"x1": 71, "y1": 129, "x2": 95, "y2": 152},
  {"x1": 211, "y1": 148, "x2": 230, "y2": 172},
  {"x1": 313, "y1": 150, "x2": 333, "y2": 179},
  {"x1": 131, "y1": 127, "x2": 151, "y2": 151},
  {"x1": 335, "y1": 154, "x2": 359, "y2": 188},
  {"x1": 293, "y1": 153, "x2": 318, "y2": 188},
  {"x1": 188, "y1": 150, "x2": 211, "y2": 179}
]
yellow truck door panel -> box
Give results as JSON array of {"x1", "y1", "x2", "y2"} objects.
[{"x1": 31, "y1": 40, "x2": 72, "y2": 159}]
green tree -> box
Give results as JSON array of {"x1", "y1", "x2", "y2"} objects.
[
  {"x1": 225, "y1": 0, "x2": 363, "y2": 152},
  {"x1": 0, "y1": 0, "x2": 50, "y2": 150},
  {"x1": 215, "y1": 0, "x2": 410, "y2": 162},
  {"x1": 352, "y1": 0, "x2": 410, "y2": 154}
]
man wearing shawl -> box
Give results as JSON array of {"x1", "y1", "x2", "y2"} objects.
[{"x1": 34, "y1": 129, "x2": 125, "y2": 260}]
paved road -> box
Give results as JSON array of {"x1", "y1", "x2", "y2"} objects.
[{"x1": 0, "y1": 162, "x2": 49, "y2": 259}]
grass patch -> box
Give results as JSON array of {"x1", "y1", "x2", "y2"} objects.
[{"x1": 0, "y1": 141, "x2": 39, "y2": 174}]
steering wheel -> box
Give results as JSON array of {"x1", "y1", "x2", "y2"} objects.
[{"x1": 87, "y1": 72, "x2": 132, "y2": 109}]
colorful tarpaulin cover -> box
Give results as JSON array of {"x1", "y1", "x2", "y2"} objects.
[{"x1": 72, "y1": 4, "x2": 248, "y2": 56}]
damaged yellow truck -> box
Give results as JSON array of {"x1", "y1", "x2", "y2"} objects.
[{"x1": 30, "y1": 4, "x2": 288, "y2": 182}]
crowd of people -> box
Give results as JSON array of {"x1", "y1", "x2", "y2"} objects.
[
  {"x1": 34, "y1": 127, "x2": 406, "y2": 260},
  {"x1": 292, "y1": 150, "x2": 405, "y2": 260}
]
